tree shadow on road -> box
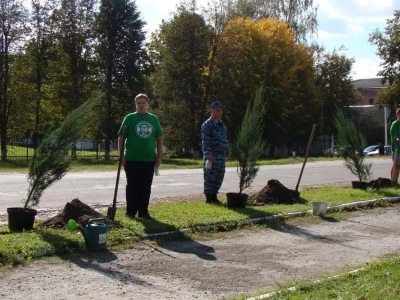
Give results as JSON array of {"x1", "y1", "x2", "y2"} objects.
[
  {"x1": 320, "y1": 215, "x2": 340, "y2": 222},
  {"x1": 222, "y1": 203, "x2": 364, "y2": 250},
  {"x1": 268, "y1": 217, "x2": 364, "y2": 250},
  {"x1": 134, "y1": 216, "x2": 217, "y2": 261},
  {"x1": 39, "y1": 230, "x2": 156, "y2": 287}
]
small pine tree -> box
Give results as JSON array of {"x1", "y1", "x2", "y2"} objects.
[
  {"x1": 232, "y1": 85, "x2": 266, "y2": 194},
  {"x1": 333, "y1": 108, "x2": 372, "y2": 182},
  {"x1": 24, "y1": 93, "x2": 101, "y2": 208}
]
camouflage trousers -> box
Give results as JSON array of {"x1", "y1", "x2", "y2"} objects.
[{"x1": 203, "y1": 153, "x2": 226, "y2": 194}]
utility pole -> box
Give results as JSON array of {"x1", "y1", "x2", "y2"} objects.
[{"x1": 384, "y1": 107, "x2": 388, "y2": 147}]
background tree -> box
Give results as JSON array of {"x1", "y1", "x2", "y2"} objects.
[
  {"x1": 0, "y1": 0, "x2": 29, "y2": 161},
  {"x1": 7, "y1": 53, "x2": 36, "y2": 145},
  {"x1": 48, "y1": 0, "x2": 97, "y2": 158},
  {"x1": 201, "y1": 0, "x2": 318, "y2": 130},
  {"x1": 149, "y1": 3, "x2": 214, "y2": 154},
  {"x1": 210, "y1": 17, "x2": 319, "y2": 154},
  {"x1": 201, "y1": 0, "x2": 230, "y2": 111},
  {"x1": 49, "y1": 0, "x2": 96, "y2": 116},
  {"x1": 95, "y1": 0, "x2": 150, "y2": 160},
  {"x1": 26, "y1": 0, "x2": 55, "y2": 148},
  {"x1": 220, "y1": 0, "x2": 318, "y2": 43},
  {"x1": 369, "y1": 10, "x2": 400, "y2": 110},
  {"x1": 312, "y1": 45, "x2": 358, "y2": 136}
]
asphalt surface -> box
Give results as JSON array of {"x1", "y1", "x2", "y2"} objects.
[{"x1": 0, "y1": 158, "x2": 393, "y2": 214}]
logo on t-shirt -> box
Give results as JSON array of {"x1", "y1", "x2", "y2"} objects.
[{"x1": 136, "y1": 121, "x2": 152, "y2": 138}]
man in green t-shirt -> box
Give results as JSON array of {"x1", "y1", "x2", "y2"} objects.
[
  {"x1": 118, "y1": 93, "x2": 163, "y2": 218},
  {"x1": 390, "y1": 108, "x2": 400, "y2": 183}
]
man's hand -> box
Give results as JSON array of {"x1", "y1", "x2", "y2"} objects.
[
  {"x1": 206, "y1": 154, "x2": 213, "y2": 162},
  {"x1": 121, "y1": 156, "x2": 126, "y2": 167},
  {"x1": 155, "y1": 157, "x2": 162, "y2": 168}
]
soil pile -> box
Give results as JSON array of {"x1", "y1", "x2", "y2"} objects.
[
  {"x1": 368, "y1": 177, "x2": 396, "y2": 190},
  {"x1": 248, "y1": 179, "x2": 307, "y2": 205},
  {"x1": 40, "y1": 198, "x2": 121, "y2": 229}
]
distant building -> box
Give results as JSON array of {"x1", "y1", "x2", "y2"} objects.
[
  {"x1": 311, "y1": 78, "x2": 390, "y2": 155},
  {"x1": 352, "y1": 78, "x2": 389, "y2": 105}
]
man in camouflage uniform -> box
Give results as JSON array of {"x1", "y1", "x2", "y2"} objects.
[{"x1": 201, "y1": 101, "x2": 229, "y2": 203}]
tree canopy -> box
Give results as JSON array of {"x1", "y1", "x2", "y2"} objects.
[
  {"x1": 226, "y1": 0, "x2": 318, "y2": 43},
  {"x1": 149, "y1": 6, "x2": 214, "y2": 152},
  {"x1": 369, "y1": 10, "x2": 400, "y2": 110},
  {"x1": 312, "y1": 45, "x2": 358, "y2": 134},
  {"x1": 211, "y1": 17, "x2": 319, "y2": 149},
  {"x1": 0, "y1": 0, "x2": 364, "y2": 160}
]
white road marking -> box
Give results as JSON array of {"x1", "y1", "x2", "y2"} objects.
[
  {"x1": 160, "y1": 183, "x2": 198, "y2": 186},
  {"x1": 0, "y1": 192, "x2": 20, "y2": 197},
  {"x1": 93, "y1": 186, "x2": 116, "y2": 189},
  {"x1": 93, "y1": 183, "x2": 198, "y2": 189}
]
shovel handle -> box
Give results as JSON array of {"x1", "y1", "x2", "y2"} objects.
[
  {"x1": 295, "y1": 124, "x2": 316, "y2": 192},
  {"x1": 109, "y1": 126, "x2": 127, "y2": 220}
]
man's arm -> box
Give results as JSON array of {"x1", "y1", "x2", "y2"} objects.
[
  {"x1": 156, "y1": 136, "x2": 163, "y2": 168},
  {"x1": 201, "y1": 123, "x2": 213, "y2": 161},
  {"x1": 118, "y1": 135, "x2": 126, "y2": 166}
]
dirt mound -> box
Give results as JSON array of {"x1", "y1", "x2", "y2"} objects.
[
  {"x1": 40, "y1": 198, "x2": 121, "y2": 229},
  {"x1": 248, "y1": 179, "x2": 307, "y2": 205},
  {"x1": 368, "y1": 177, "x2": 397, "y2": 190}
]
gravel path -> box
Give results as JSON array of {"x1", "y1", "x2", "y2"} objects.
[{"x1": 1, "y1": 202, "x2": 400, "y2": 300}]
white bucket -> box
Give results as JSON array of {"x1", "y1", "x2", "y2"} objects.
[{"x1": 312, "y1": 201, "x2": 328, "y2": 216}]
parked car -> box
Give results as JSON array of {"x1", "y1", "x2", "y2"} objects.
[
  {"x1": 363, "y1": 145, "x2": 380, "y2": 156},
  {"x1": 333, "y1": 146, "x2": 343, "y2": 157},
  {"x1": 334, "y1": 146, "x2": 357, "y2": 157}
]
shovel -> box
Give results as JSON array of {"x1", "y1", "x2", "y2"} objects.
[
  {"x1": 107, "y1": 126, "x2": 127, "y2": 220},
  {"x1": 295, "y1": 124, "x2": 316, "y2": 192}
]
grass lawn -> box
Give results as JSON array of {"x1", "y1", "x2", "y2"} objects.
[{"x1": 231, "y1": 255, "x2": 400, "y2": 300}]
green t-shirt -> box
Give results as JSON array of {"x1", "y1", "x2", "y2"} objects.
[
  {"x1": 118, "y1": 112, "x2": 163, "y2": 161},
  {"x1": 390, "y1": 120, "x2": 400, "y2": 152}
]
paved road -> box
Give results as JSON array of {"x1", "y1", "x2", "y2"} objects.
[{"x1": 0, "y1": 158, "x2": 392, "y2": 214}]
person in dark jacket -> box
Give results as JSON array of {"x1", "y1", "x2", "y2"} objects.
[
  {"x1": 378, "y1": 142, "x2": 384, "y2": 156},
  {"x1": 201, "y1": 101, "x2": 229, "y2": 203}
]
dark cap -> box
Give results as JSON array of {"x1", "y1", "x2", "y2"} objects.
[{"x1": 210, "y1": 101, "x2": 223, "y2": 109}]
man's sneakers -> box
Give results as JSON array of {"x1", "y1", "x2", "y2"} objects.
[
  {"x1": 138, "y1": 212, "x2": 153, "y2": 220},
  {"x1": 125, "y1": 211, "x2": 137, "y2": 218},
  {"x1": 126, "y1": 211, "x2": 153, "y2": 220},
  {"x1": 205, "y1": 194, "x2": 221, "y2": 204}
]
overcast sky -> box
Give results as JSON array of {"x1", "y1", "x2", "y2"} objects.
[{"x1": 136, "y1": 0, "x2": 400, "y2": 80}]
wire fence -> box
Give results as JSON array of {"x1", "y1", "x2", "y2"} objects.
[
  {"x1": 3, "y1": 138, "x2": 120, "y2": 161},
  {"x1": 2, "y1": 135, "x2": 349, "y2": 161}
]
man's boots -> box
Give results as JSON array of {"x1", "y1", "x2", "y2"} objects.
[
  {"x1": 212, "y1": 194, "x2": 221, "y2": 204},
  {"x1": 205, "y1": 193, "x2": 221, "y2": 204},
  {"x1": 205, "y1": 194, "x2": 213, "y2": 203}
]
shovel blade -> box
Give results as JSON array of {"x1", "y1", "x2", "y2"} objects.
[{"x1": 107, "y1": 207, "x2": 116, "y2": 220}]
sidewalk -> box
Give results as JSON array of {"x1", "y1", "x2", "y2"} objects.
[{"x1": 1, "y1": 201, "x2": 400, "y2": 300}]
